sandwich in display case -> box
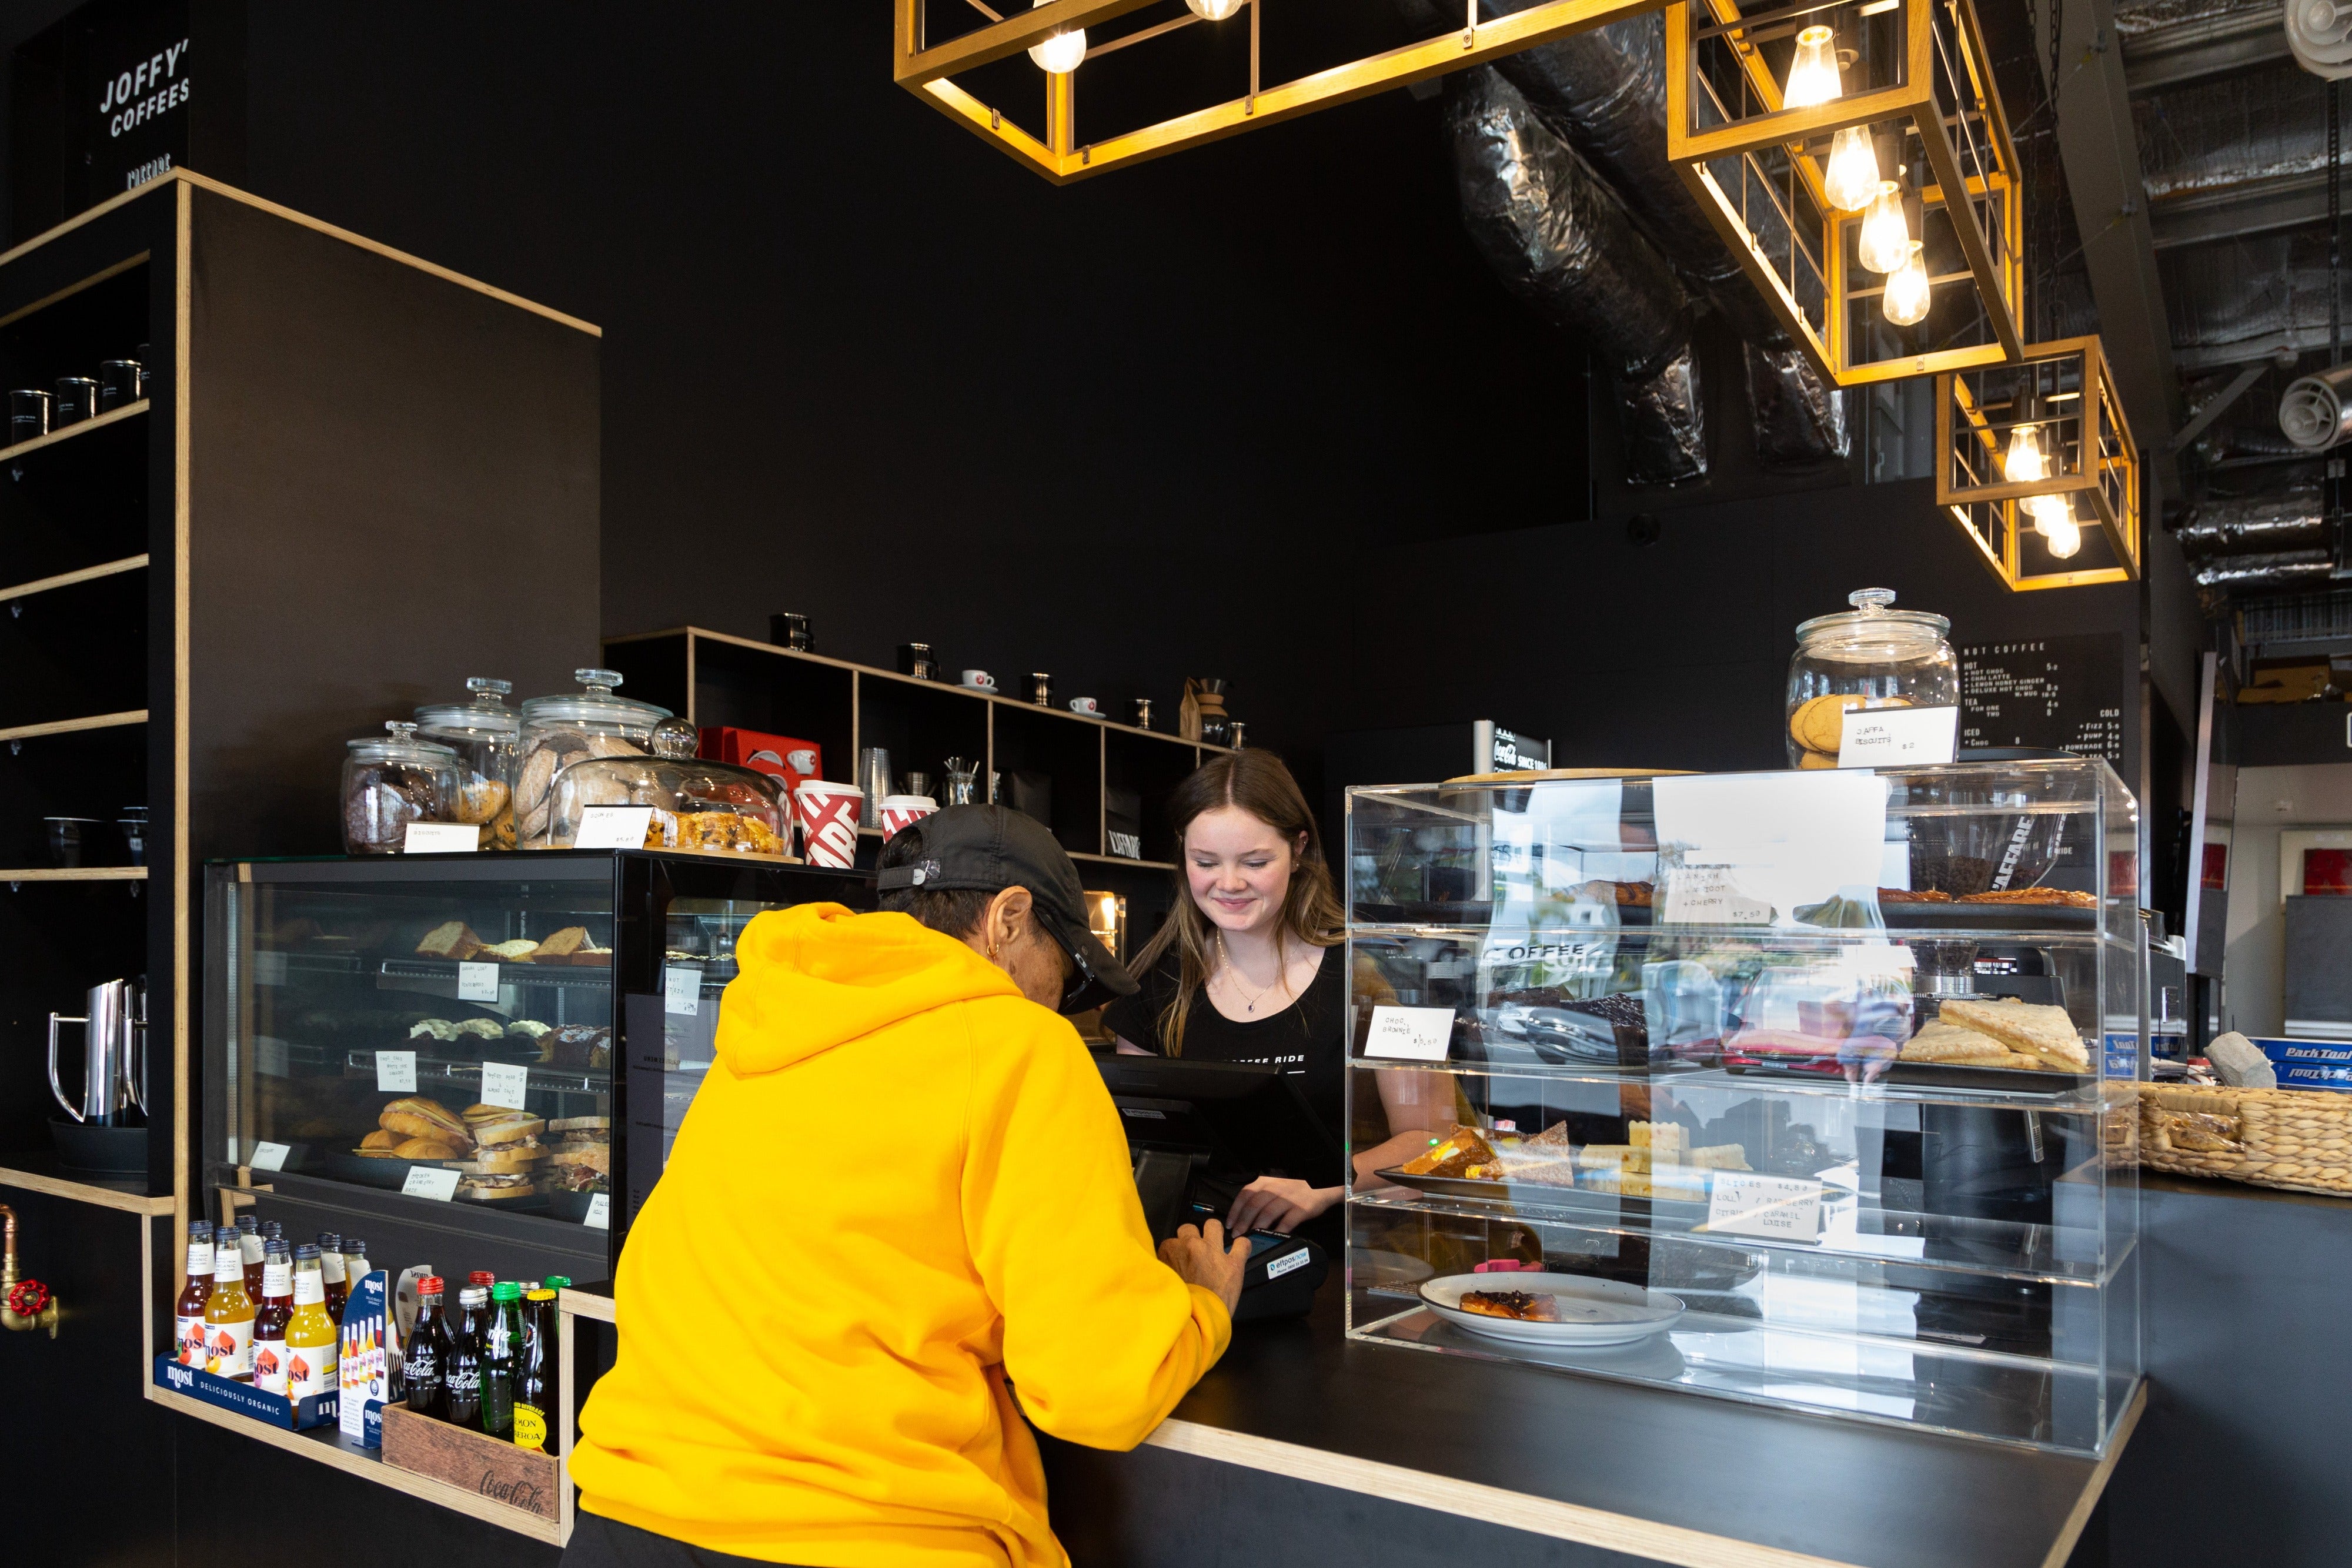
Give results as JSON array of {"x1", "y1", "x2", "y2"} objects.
[
  {"x1": 1344, "y1": 759, "x2": 2143, "y2": 1456},
  {"x1": 203, "y1": 852, "x2": 871, "y2": 1283}
]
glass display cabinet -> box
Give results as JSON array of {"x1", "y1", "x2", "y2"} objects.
[
  {"x1": 1344, "y1": 760, "x2": 2143, "y2": 1456},
  {"x1": 203, "y1": 852, "x2": 870, "y2": 1282}
]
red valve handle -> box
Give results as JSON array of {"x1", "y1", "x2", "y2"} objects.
[{"x1": 8, "y1": 1278, "x2": 51, "y2": 1317}]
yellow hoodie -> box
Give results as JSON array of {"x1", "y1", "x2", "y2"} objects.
[{"x1": 571, "y1": 904, "x2": 1231, "y2": 1567}]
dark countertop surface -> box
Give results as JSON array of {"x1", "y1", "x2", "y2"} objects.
[{"x1": 1151, "y1": 1286, "x2": 2134, "y2": 1568}]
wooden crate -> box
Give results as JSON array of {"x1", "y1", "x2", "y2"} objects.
[{"x1": 380, "y1": 1402, "x2": 561, "y2": 1522}]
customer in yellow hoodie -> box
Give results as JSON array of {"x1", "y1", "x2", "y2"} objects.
[{"x1": 568, "y1": 805, "x2": 1248, "y2": 1568}]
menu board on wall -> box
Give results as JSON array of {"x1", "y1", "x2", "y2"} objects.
[{"x1": 1959, "y1": 634, "x2": 2127, "y2": 767}]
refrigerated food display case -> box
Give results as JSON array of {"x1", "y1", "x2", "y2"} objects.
[
  {"x1": 1344, "y1": 759, "x2": 2143, "y2": 1456},
  {"x1": 203, "y1": 852, "x2": 870, "y2": 1283}
]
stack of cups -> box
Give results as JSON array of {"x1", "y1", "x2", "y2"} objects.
[
  {"x1": 793, "y1": 781, "x2": 864, "y2": 869},
  {"x1": 878, "y1": 795, "x2": 937, "y2": 837}
]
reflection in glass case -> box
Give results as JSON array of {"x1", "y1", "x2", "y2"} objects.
[
  {"x1": 1344, "y1": 760, "x2": 2143, "y2": 1456},
  {"x1": 205, "y1": 852, "x2": 870, "y2": 1275}
]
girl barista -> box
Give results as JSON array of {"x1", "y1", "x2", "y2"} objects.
[{"x1": 1107, "y1": 751, "x2": 1450, "y2": 1237}]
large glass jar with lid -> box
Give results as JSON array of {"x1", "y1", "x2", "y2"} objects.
[
  {"x1": 544, "y1": 719, "x2": 790, "y2": 855},
  {"x1": 340, "y1": 722, "x2": 459, "y2": 855},
  {"x1": 1785, "y1": 587, "x2": 1960, "y2": 768},
  {"x1": 414, "y1": 677, "x2": 520, "y2": 850},
  {"x1": 516, "y1": 668, "x2": 672, "y2": 849}
]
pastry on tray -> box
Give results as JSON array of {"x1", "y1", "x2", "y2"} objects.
[
  {"x1": 1459, "y1": 1289, "x2": 1559, "y2": 1322},
  {"x1": 1933, "y1": 998, "x2": 2091, "y2": 1071},
  {"x1": 1956, "y1": 887, "x2": 2097, "y2": 908},
  {"x1": 1399, "y1": 1125, "x2": 1501, "y2": 1179},
  {"x1": 415, "y1": 921, "x2": 485, "y2": 960},
  {"x1": 1899, "y1": 1019, "x2": 2044, "y2": 1069}
]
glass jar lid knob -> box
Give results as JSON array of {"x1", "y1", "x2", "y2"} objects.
[
  {"x1": 1849, "y1": 587, "x2": 1897, "y2": 614},
  {"x1": 576, "y1": 667, "x2": 625, "y2": 694},
  {"x1": 386, "y1": 721, "x2": 419, "y2": 743},
  {"x1": 466, "y1": 677, "x2": 513, "y2": 701},
  {"x1": 650, "y1": 718, "x2": 698, "y2": 759}
]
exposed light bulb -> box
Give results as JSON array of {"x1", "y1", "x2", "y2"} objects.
[
  {"x1": 1186, "y1": 0, "x2": 1245, "y2": 16},
  {"x1": 2038, "y1": 510, "x2": 2083, "y2": 559},
  {"x1": 1856, "y1": 180, "x2": 1912, "y2": 273},
  {"x1": 1882, "y1": 241, "x2": 1930, "y2": 325},
  {"x1": 2002, "y1": 422, "x2": 2047, "y2": 485},
  {"x1": 1783, "y1": 25, "x2": 1842, "y2": 109},
  {"x1": 1028, "y1": 0, "x2": 1086, "y2": 73},
  {"x1": 1822, "y1": 125, "x2": 1882, "y2": 212}
]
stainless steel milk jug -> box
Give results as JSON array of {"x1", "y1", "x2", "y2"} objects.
[{"x1": 49, "y1": 977, "x2": 146, "y2": 1125}]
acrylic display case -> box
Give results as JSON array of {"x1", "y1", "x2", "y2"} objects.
[
  {"x1": 1344, "y1": 760, "x2": 2143, "y2": 1456},
  {"x1": 203, "y1": 852, "x2": 870, "y2": 1283}
]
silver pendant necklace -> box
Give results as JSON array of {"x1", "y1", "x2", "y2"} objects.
[{"x1": 1218, "y1": 933, "x2": 1277, "y2": 1015}]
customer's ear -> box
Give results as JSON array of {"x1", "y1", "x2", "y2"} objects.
[{"x1": 983, "y1": 885, "x2": 1034, "y2": 960}]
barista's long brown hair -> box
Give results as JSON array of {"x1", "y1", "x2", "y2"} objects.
[{"x1": 1130, "y1": 751, "x2": 1345, "y2": 1055}]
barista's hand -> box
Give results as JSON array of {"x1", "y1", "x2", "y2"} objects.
[
  {"x1": 1160, "y1": 1219, "x2": 1250, "y2": 1318},
  {"x1": 1226, "y1": 1177, "x2": 1342, "y2": 1237}
]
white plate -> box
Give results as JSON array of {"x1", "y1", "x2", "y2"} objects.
[{"x1": 1419, "y1": 1273, "x2": 1684, "y2": 1346}]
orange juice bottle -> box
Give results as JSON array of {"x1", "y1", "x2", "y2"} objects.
[
  {"x1": 202, "y1": 1225, "x2": 256, "y2": 1380},
  {"x1": 285, "y1": 1245, "x2": 339, "y2": 1403}
]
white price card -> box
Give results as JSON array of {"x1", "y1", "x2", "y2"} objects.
[
  {"x1": 1839, "y1": 704, "x2": 1959, "y2": 768},
  {"x1": 582, "y1": 1192, "x2": 611, "y2": 1231},
  {"x1": 1362, "y1": 1005, "x2": 1455, "y2": 1062},
  {"x1": 576, "y1": 805, "x2": 654, "y2": 850},
  {"x1": 253, "y1": 950, "x2": 288, "y2": 987},
  {"x1": 375, "y1": 1049, "x2": 417, "y2": 1093},
  {"x1": 1660, "y1": 862, "x2": 1775, "y2": 925},
  {"x1": 250, "y1": 1142, "x2": 290, "y2": 1173},
  {"x1": 456, "y1": 961, "x2": 500, "y2": 1002},
  {"x1": 479, "y1": 1060, "x2": 530, "y2": 1110},
  {"x1": 400, "y1": 1166, "x2": 461, "y2": 1202},
  {"x1": 1704, "y1": 1172, "x2": 1824, "y2": 1243},
  {"x1": 665, "y1": 964, "x2": 704, "y2": 1016},
  {"x1": 402, "y1": 821, "x2": 482, "y2": 853}
]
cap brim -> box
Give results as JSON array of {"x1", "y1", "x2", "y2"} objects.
[{"x1": 1035, "y1": 908, "x2": 1138, "y2": 1014}]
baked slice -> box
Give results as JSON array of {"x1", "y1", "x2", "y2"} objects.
[
  {"x1": 535, "y1": 925, "x2": 592, "y2": 959},
  {"x1": 1900, "y1": 1019, "x2": 2016, "y2": 1064},
  {"x1": 477, "y1": 938, "x2": 542, "y2": 961},
  {"x1": 1399, "y1": 1125, "x2": 1501, "y2": 1179},
  {"x1": 1935, "y1": 998, "x2": 2091, "y2": 1071},
  {"x1": 1956, "y1": 887, "x2": 2097, "y2": 908},
  {"x1": 416, "y1": 921, "x2": 484, "y2": 960},
  {"x1": 1459, "y1": 1289, "x2": 1559, "y2": 1321}
]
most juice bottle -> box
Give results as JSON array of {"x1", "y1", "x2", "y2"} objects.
[
  {"x1": 236, "y1": 1214, "x2": 265, "y2": 1299},
  {"x1": 317, "y1": 1232, "x2": 349, "y2": 1323},
  {"x1": 251, "y1": 1239, "x2": 295, "y2": 1396},
  {"x1": 202, "y1": 1225, "x2": 256, "y2": 1380},
  {"x1": 285, "y1": 1245, "x2": 339, "y2": 1403},
  {"x1": 172, "y1": 1230, "x2": 214, "y2": 1366}
]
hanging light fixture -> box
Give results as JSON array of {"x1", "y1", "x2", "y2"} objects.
[
  {"x1": 1882, "y1": 240, "x2": 1930, "y2": 325},
  {"x1": 1027, "y1": 0, "x2": 1086, "y2": 74},
  {"x1": 1937, "y1": 338, "x2": 2140, "y2": 590},
  {"x1": 1856, "y1": 180, "x2": 1913, "y2": 273},
  {"x1": 1783, "y1": 24, "x2": 1843, "y2": 108},
  {"x1": 1822, "y1": 125, "x2": 1882, "y2": 212},
  {"x1": 1184, "y1": 0, "x2": 1245, "y2": 17}
]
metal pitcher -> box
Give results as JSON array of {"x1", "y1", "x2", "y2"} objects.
[{"x1": 49, "y1": 978, "x2": 146, "y2": 1126}]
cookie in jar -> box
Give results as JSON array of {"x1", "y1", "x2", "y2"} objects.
[
  {"x1": 514, "y1": 668, "x2": 670, "y2": 848},
  {"x1": 341, "y1": 723, "x2": 459, "y2": 854}
]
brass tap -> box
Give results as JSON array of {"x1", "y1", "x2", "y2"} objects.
[{"x1": 0, "y1": 1205, "x2": 60, "y2": 1337}]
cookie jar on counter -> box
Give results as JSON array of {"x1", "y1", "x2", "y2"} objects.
[
  {"x1": 1785, "y1": 588, "x2": 1959, "y2": 768},
  {"x1": 341, "y1": 722, "x2": 460, "y2": 854},
  {"x1": 415, "y1": 677, "x2": 521, "y2": 850},
  {"x1": 515, "y1": 668, "x2": 671, "y2": 848},
  {"x1": 542, "y1": 718, "x2": 790, "y2": 856}
]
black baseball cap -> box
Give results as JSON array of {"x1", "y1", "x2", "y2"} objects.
[{"x1": 875, "y1": 805, "x2": 1137, "y2": 1013}]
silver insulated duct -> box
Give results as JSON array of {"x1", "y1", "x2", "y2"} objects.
[
  {"x1": 1449, "y1": 67, "x2": 1706, "y2": 484},
  {"x1": 2178, "y1": 482, "x2": 2334, "y2": 592}
]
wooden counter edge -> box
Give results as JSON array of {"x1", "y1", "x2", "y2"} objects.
[
  {"x1": 146, "y1": 1383, "x2": 563, "y2": 1543},
  {"x1": 0, "y1": 1162, "x2": 175, "y2": 1215},
  {"x1": 1144, "y1": 1382, "x2": 2147, "y2": 1568}
]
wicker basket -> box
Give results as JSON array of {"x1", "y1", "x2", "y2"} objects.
[{"x1": 2139, "y1": 1082, "x2": 2352, "y2": 1198}]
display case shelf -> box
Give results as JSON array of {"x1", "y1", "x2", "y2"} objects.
[
  {"x1": 0, "y1": 553, "x2": 146, "y2": 604},
  {"x1": 0, "y1": 707, "x2": 146, "y2": 743},
  {"x1": 0, "y1": 864, "x2": 146, "y2": 881}
]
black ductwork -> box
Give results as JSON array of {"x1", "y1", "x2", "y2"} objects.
[
  {"x1": 1449, "y1": 67, "x2": 1706, "y2": 484},
  {"x1": 1405, "y1": 0, "x2": 1849, "y2": 469}
]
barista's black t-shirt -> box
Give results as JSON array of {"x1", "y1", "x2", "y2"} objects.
[{"x1": 1102, "y1": 943, "x2": 1348, "y2": 1172}]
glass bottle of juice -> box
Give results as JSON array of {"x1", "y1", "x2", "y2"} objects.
[
  {"x1": 445, "y1": 1285, "x2": 487, "y2": 1429},
  {"x1": 513, "y1": 1287, "x2": 559, "y2": 1452},
  {"x1": 252, "y1": 1239, "x2": 295, "y2": 1396},
  {"x1": 479, "y1": 1282, "x2": 523, "y2": 1439},
  {"x1": 285, "y1": 1245, "x2": 340, "y2": 1405},
  {"x1": 236, "y1": 1214, "x2": 265, "y2": 1298},
  {"x1": 406, "y1": 1275, "x2": 450, "y2": 1420},
  {"x1": 203, "y1": 1225, "x2": 256, "y2": 1380},
  {"x1": 173, "y1": 1230, "x2": 214, "y2": 1367},
  {"x1": 317, "y1": 1232, "x2": 349, "y2": 1323},
  {"x1": 341, "y1": 1237, "x2": 372, "y2": 1292}
]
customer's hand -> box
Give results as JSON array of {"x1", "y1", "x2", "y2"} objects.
[
  {"x1": 1226, "y1": 1177, "x2": 1342, "y2": 1236},
  {"x1": 1160, "y1": 1219, "x2": 1250, "y2": 1318}
]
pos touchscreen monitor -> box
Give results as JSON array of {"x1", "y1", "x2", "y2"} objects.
[{"x1": 1090, "y1": 1054, "x2": 1344, "y2": 1236}]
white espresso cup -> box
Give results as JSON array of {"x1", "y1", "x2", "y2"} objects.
[
  {"x1": 1068, "y1": 697, "x2": 1100, "y2": 715},
  {"x1": 959, "y1": 670, "x2": 997, "y2": 690}
]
